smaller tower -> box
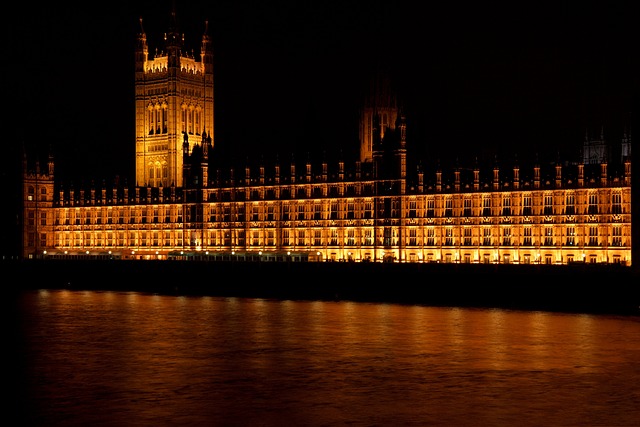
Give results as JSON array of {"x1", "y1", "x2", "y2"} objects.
[{"x1": 21, "y1": 148, "x2": 55, "y2": 259}]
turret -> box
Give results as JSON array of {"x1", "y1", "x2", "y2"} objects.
[
  {"x1": 555, "y1": 161, "x2": 562, "y2": 188},
  {"x1": 135, "y1": 18, "x2": 148, "y2": 73},
  {"x1": 473, "y1": 159, "x2": 480, "y2": 191},
  {"x1": 201, "y1": 21, "x2": 215, "y2": 150},
  {"x1": 164, "y1": 6, "x2": 184, "y2": 69}
]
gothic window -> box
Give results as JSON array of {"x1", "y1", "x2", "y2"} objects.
[
  {"x1": 445, "y1": 227, "x2": 453, "y2": 246},
  {"x1": 544, "y1": 194, "x2": 553, "y2": 215},
  {"x1": 464, "y1": 227, "x2": 472, "y2": 246},
  {"x1": 612, "y1": 192, "x2": 622, "y2": 214},
  {"x1": 162, "y1": 107, "x2": 167, "y2": 133},
  {"x1": 409, "y1": 228, "x2": 417, "y2": 246},
  {"x1": 426, "y1": 228, "x2": 435, "y2": 246},
  {"x1": 383, "y1": 228, "x2": 392, "y2": 246},
  {"x1": 347, "y1": 229, "x2": 355, "y2": 246},
  {"x1": 347, "y1": 201, "x2": 355, "y2": 219},
  {"x1": 445, "y1": 197, "x2": 453, "y2": 217},
  {"x1": 330, "y1": 229, "x2": 338, "y2": 246},
  {"x1": 523, "y1": 194, "x2": 532, "y2": 216},
  {"x1": 588, "y1": 193, "x2": 598, "y2": 215},
  {"x1": 330, "y1": 201, "x2": 338, "y2": 220},
  {"x1": 565, "y1": 193, "x2": 575, "y2": 215},
  {"x1": 502, "y1": 195, "x2": 511, "y2": 216},
  {"x1": 156, "y1": 105, "x2": 161, "y2": 134},
  {"x1": 566, "y1": 227, "x2": 575, "y2": 246},
  {"x1": 426, "y1": 198, "x2": 435, "y2": 218},
  {"x1": 482, "y1": 227, "x2": 491, "y2": 246},
  {"x1": 612, "y1": 225, "x2": 622, "y2": 246},
  {"x1": 364, "y1": 201, "x2": 373, "y2": 219},
  {"x1": 588, "y1": 226, "x2": 598, "y2": 246},
  {"x1": 149, "y1": 109, "x2": 155, "y2": 135},
  {"x1": 463, "y1": 197, "x2": 472, "y2": 217},
  {"x1": 502, "y1": 227, "x2": 511, "y2": 246},
  {"x1": 544, "y1": 227, "x2": 553, "y2": 246},
  {"x1": 409, "y1": 199, "x2": 416, "y2": 218},
  {"x1": 482, "y1": 196, "x2": 491, "y2": 216},
  {"x1": 364, "y1": 229, "x2": 373, "y2": 245}
]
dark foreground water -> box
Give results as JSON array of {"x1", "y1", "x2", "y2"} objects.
[{"x1": 9, "y1": 289, "x2": 640, "y2": 426}]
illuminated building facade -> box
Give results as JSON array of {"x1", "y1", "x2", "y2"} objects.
[{"x1": 21, "y1": 15, "x2": 633, "y2": 266}]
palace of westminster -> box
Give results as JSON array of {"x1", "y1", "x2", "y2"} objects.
[{"x1": 20, "y1": 11, "x2": 633, "y2": 266}]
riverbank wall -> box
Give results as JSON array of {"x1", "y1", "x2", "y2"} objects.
[{"x1": 5, "y1": 259, "x2": 639, "y2": 316}]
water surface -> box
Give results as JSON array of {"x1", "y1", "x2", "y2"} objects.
[{"x1": 11, "y1": 290, "x2": 640, "y2": 426}]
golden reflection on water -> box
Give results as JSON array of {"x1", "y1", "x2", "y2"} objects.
[
  {"x1": 31, "y1": 291, "x2": 640, "y2": 378},
  {"x1": 22, "y1": 290, "x2": 640, "y2": 426}
]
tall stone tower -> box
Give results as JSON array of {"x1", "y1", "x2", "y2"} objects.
[
  {"x1": 134, "y1": 9, "x2": 214, "y2": 188},
  {"x1": 358, "y1": 71, "x2": 399, "y2": 164}
]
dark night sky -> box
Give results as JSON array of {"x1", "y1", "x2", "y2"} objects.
[{"x1": 7, "y1": 1, "x2": 639, "y2": 183}]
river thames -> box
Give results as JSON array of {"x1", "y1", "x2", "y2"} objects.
[{"x1": 9, "y1": 288, "x2": 640, "y2": 426}]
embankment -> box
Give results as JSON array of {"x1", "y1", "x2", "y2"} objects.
[{"x1": 5, "y1": 259, "x2": 639, "y2": 315}]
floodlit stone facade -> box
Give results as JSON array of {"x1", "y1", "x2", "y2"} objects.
[{"x1": 21, "y1": 12, "x2": 632, "y2": 266}]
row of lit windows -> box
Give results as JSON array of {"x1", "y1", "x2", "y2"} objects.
[
  {"x1": 51, "y1": 224, "x2": 625, "y2": 249},
  {"x1": 147, "y1": 164, "x2": 169, "y2": 188},
  {"x1": 45, "y1": 183, "x2": 627, "y2": 209},
  {"x1": 51, "y1": 210, "x2": 632, "y2": 225},
  {"x1": 181, "y1": 104, "x2": 202, "y2": 136},
  {"x1": 144, "y1": 101, "x2": 203, "y2": 136},
  {"x1": 147, "y1": 103, "x2": 167, "y2": 135},
  {"x1": 51, "y1": 204, "x2": 628, "y2": 226},
  {"x1": 424, "y1": 192, "x2": 623, "y2": 214}
]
